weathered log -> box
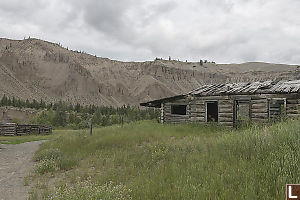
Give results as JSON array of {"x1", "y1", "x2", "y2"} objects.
[
  {"x1": 190, "y1": 117, "x2": 205, "y2": 122},
  {"x1": 219, "y1": 108, "x2": 233, "y2": 113},
  {"x1": 287, "y1": 99, "x2": 300, "y2": 104},
  {"x1": 190, "y1": 109, "x2": 205, "y2": 113},
  {"x1": 287, "y1": 110, "x2": 299, "y2": 114},
  {"x1": 219, "y1": 117, "x2": 233, "y2": 122},
  {"x1": 219, "y1": 100, "x2": 233, "y2": 105},
  {"x1": 287, "y1": 113, "x2": 300, "y2": 118},
  {"x1": 251, "y1": 99, "x2": 267, "y2": 104},
  {"x1": 251, "y1": 103, "x2": 267, "y2": 109},
  {"x1": 219, "y1": 121, "x2": 233, "y2": 126},
  {"x1": 251, "y1": 118, "x2": 267, "y2": 122},
  {"x1": 251, "y1": 113, "x2": 268, "y2": 119},
  {"x1": 252, "y1": 108, "x2": 268, "y2": 113},
  {"x1": 219, "y1": 102, "x2": 233, "y2": 109},
  {"x1": 286, "y1": 104, "x2": 299, "y2": 110},
  {"x1": 218, "y1": 113, "x2": 233, "y2": 118},
  {"x1": 200, "y1": 96, "x2": 230, "y2": 100}
]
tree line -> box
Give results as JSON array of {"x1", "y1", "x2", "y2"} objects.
[{"x1": 0, "y1": 95, "x2": 160, "y2": 129}]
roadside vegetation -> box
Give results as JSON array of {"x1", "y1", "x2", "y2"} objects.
[
  {"x1": 27, "y1": 118, "x2": 300, "y2": 199},
  {"x1": 0, "y1": 95, "x2": 160, "y2": 129},
  {"x1": 0, "y1": 134, "x2": 52, "y2": 144}
]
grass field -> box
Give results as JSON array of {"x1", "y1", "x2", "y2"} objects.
[{"x1": 27, "y1": 119, "x2": 300, "y2": 199}]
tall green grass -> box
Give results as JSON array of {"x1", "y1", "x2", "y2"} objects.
[{"x1": 31, "y1": 119, "x2": 300, "y2": 199}]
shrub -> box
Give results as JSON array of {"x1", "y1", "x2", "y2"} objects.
[
  {"x1": 35, "y1": 159, "x2": 57, "y2": 174},
  {"x1": 56, "y1": 157, "x2": 78, "y2": 171},
  {"x1": 33, "y1": 149, "x2": 61, "y2": 162}
]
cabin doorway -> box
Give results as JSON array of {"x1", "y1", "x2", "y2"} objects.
[
  {"x1": 268, "y1": 98, "x2": 286, "y2": 121},
  {"x1": 206, "y1": 101, "x2": 218, "y2": 122},
  {"x1": 234, "y1": 99, "x2": 251, "y2": 127}
]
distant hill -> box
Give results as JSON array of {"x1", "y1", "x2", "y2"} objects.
[{"x1": 0, "y1": 38, "x2": 299, "y2": 106}]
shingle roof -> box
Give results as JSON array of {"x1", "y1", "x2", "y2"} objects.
[
  {"x1": 189, "y1": 80, "x2": 300, "y2": 96},
  {"x1": 140, "y1": 80, "x2": 300, "y2": 107}
]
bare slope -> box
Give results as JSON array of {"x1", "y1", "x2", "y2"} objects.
[{"x1": 0, "y1": 38, "x2": 299, "y2": 106}]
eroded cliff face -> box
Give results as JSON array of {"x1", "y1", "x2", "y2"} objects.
[{"x1": 0, "y1": 38, "x2": 299, "y2": 106}]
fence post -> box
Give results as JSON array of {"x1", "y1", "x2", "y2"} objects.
[
  {"x1": 90, "y1": 118, "x2": 93, "y2": 136},
  {"x1": 121, "y1": 114, "x2": 124, "y2": 128}
]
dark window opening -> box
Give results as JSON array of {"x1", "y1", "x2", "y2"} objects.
[
  {"x1": 171, "y1": 105, "x2": 187, "y2": 115},
  {"x1": 206, "y1": 102, "x2": 218, "y2": 122}
]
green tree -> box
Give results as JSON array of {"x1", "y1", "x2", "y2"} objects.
[
  {"x1": 200, "y1": 60, "x2": 203, "y2": 66},
  {"x1": 0, "y1": 95, "x2": 8, "y2": 106}
]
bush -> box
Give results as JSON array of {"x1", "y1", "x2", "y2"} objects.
[
  {"x1": 78, "y1": 120, "x2": 89, "y2": 129},
  {"x1": 56, "y1": 157, "x2": 78, "y2": 171},
  {"x1": 33, "y1": 149, "x2": 61, "y2": 162},
  {"x1": 35, "y1": 159, "x2": 57, "y2": 174}
]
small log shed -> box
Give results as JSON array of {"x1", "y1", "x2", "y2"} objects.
[{"x1": 140, "y1": 80, "x2": 300, "y2": 127}]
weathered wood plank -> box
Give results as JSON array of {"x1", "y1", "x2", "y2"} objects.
[
  {"x1": 219, "y1": 108, "x2": 233, "y2": 113},
  {"x1": 219, "y1": 100, "x2": 233, "y2": 105},
  {"x1": 200, "y1": 96, "x2": 230, "y2": 100},
  {"x1": 190, "y1": 104, "x2": 205, "y2": 108},
  {"x1": 287, "y1": 99, "x2": 300, "y2": 104},
  {"x1": 218, "y1": 113, "x2": 233, "y2": 118},
  {"x1": 287, "y1": 110, "x2": 299, "y2": 114},
  {"x1": 219, "y1": 117, "x2": 233, "y2": 122},
  {"x1": 190, "y1": 117, "x2": 205, "y2": 122},
  {"x1": 219, "y1": 105, "x2": 233, "y2": 110},
  {"x1": 165, "y1": 120, "x2": 189, "y2": 123},
  {"x1": 251, "y1": 113, "x2": 268, "y2": 119},
  {"x1": 190, "y1": 115, "x2": 205, "y2": 119},
  {"x1": 251, "y1": 103, "x2": 267, "y2": 109},
  {"x1": 252, "y1": 108, "x2": 268, "y2": 113},
  {"x1": 192, "y1": 101, "x2": 205, "y2": 105},
  {"x1": 251, "y1": 118, "x2": 268, "y2": 123},
  {"x1": 190, "y1": 111, "x2": 205, "y2": 115},
  {"x1": 251, "y1": 99, "x2": 268, "y2": 104},
  {"x1": 287, "y1": 113, "x2": 300, "y2": 118},
  {"x1": 164, "y1": 116, "x2": 189, "y2": 120},
  {"x1": 286, "y1": 104, "x2": 299, "y2": 110},
  {"x1": 219, "y1": 121, "x2": 233, "y2": 126},
  {"x1": 0, "y1": 124, "x2": 52, "y2": 136},
  {"x1": 190, "y1": 108, "x2": 205, "y2": 113}
]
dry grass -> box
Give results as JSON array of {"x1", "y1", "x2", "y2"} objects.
[{"x1": 29, "y1": 119, "x2": 300, "y2": 199}]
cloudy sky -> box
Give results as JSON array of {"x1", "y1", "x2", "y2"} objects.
[{"x1": 0, "y1": 0, "x2": 300, "y2": 64}]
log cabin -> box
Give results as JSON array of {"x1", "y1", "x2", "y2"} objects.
[{"x1": 140, "y1": 80, "x2": 300, "y2": 127}]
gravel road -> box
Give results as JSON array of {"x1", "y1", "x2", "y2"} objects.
[{"x1": 0, "y1": 141, "x2": 45, "y2": 200}]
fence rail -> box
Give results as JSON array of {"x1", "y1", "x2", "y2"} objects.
[{"x1": 0, "y1": 123, "x2": 52, "y2": 136}]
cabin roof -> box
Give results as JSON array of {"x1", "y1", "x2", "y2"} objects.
[{"x1": 140, "y1": 80, "x2": 300, "y2": 107}]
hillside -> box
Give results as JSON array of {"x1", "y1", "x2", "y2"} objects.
[{"x1": 0, "y1": 38, "x2": 299, "y2": 107}]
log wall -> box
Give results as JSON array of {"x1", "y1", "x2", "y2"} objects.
[
  {"x1": 0, "y1": 124, "x2": 52, "y2": 136},
  {"x1": 161, "y1": 93, "x2": 300, "y2": 127}
]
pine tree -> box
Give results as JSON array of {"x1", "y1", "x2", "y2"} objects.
[
  {"x1": 200, "y1": 60, "x2": 203, "y2": 66},
  {"x1": 7, "y1": 98, "x2": 12, "y2": 106},
  {"x1": 0, "y1": 95, "x2": 8, "y2": 106}
]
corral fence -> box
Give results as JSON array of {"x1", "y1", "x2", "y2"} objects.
[{"x1": 0, "y1": 123, "x2": 52, "y2": 136}]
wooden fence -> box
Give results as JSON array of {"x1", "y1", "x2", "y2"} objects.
[{"x1": 0, "y1": 123, "x2": 52, "y2": 136}]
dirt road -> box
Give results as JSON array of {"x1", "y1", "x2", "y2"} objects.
[{"x1": 0, "y1": 141, "x2": 45, "y2": 200}]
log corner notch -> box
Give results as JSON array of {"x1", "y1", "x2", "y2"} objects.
[{"x1": 0, "y1": 123, "x2": 52, "y2": 136}]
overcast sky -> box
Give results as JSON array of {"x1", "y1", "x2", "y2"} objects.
[{"x1": 0, "y1": 0, "x2": 300, "y2": 64}]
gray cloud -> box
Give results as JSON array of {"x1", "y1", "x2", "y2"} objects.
[{"x1": 0, "y1": 0, "x2": 299, "y2": 64}]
